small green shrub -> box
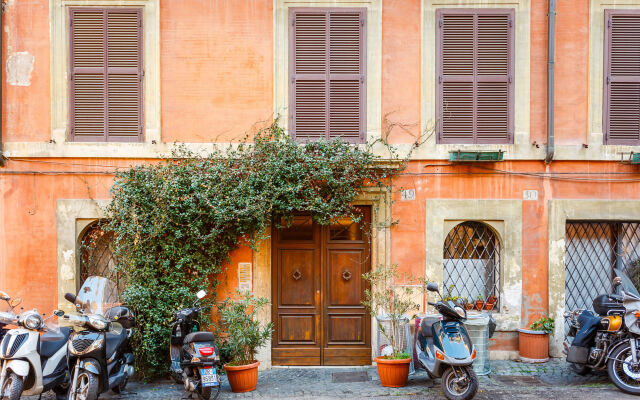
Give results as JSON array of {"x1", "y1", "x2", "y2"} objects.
[
  {"x1": 218, "y1": 290, "x2": 273, "y2": 366},
  {"x1": 530, "y1": 316, "x2": 555, "y2": 334}
]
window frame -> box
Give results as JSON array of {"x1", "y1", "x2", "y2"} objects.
[
  {"x1": 288, "y1": 7, "x2": 367, "y2": 144},
  {"x1": 68, "y1": 7, "x2": 144, "y2": 143},
  {"x1": 435, "y1": 8, "x2": 515, "y2": 145}
]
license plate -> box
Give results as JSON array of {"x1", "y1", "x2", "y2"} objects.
[{"x1": 200, "y1": 368, "x2": 218, "y2": 387}]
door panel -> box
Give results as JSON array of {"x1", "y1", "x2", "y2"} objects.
[{"x1": 272, "y1": 207, "x2": 371, "y2": 366}]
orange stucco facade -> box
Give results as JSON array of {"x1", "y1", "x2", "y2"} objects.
[{"x1": 2, "y1": 0, "x2": 640, "y2": 360}]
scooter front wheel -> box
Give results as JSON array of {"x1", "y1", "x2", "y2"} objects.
[
  {"x1": 1, "y1": 371, "x2": 23, "y2": 400},
  {"x1": 73, "y1": 371, "x2": 99, "y2": 400},
  {"x1": 441, "y1": 366, "x2": 478, "y2": 400}
]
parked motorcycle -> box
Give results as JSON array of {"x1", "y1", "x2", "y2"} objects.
[
  {"x1": 63, "y1": 276, "x2": 136, "y2": 400},
  {"x1": 170, "y1": 289, "x2": 221, "y2": 400},
  {"x1": 414, "y1": 282, "x2": 478, "y2": 400},
  {"x1": 565, "y1": 268, "x2": 640, "y2": 395},
  {"x1": 0, "y1": 306, "x2": 70, "y2": 400}
]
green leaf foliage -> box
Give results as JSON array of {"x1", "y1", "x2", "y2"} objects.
[
  {"x1": 218, "y1": 290, "x2": 273, "y2": 366},
  {"x1": 104, "y1": 122, "x2": 399, "y2": 379},
  {"x1": 529, "y1": 316, "x2": 555, "y2": 334}
]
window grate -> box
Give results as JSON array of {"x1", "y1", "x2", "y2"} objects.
[
  {"x1": 79, "y1": 220, "x2": 123, "y2": 297},
  {"x1": 443, "y1": 221, "x2": 501, "y2": 311},
  {"x1": 565, "y1": 221, "x2": 640, "y2": 332}
]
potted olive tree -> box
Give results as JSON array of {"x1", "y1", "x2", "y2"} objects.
[
  {"x1": 218, "y1": 290, "x2": 273, "y2": 393},
  {"x1": 362, "y1": 264, "x2": 420, "y2": 388},
  {"x1": 518, "y1": 316, "x2": 554, "y2": 363}
]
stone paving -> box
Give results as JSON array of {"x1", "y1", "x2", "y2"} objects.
[{"x1": 26, "y1": 359, "x2": 639, "y2": 399}]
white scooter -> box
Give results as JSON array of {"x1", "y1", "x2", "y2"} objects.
[{"x1": 0, "y1": 308, "x2": 70, "y2": 400}]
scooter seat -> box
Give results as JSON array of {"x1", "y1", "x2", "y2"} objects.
[
  {"x1": 39, "y1": 327, "x2": 71, "y2": 358},
  {"x1": 420, "y1": 317, "x2": 439, "y2": 338},
  {"x1": 105, "y1": 326, "x2": 127, "y2": 359},
  {"x1": 184, "y1": 331, "x2": 215, "y2": 343}
]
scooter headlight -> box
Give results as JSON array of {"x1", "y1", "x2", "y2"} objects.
[
  {"x1": 87, "y1": 314, "x2": 110, "y2": 331},
  {"x1": 23, "y1": 312, "x2": 43, "y2": 330},
  {"x1": 454, "y1": 306, "x2": 466, "y2": 319}
]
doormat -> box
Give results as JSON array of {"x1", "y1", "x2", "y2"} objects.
[
  {"x1": 493, "y1": 375, "x2": 546, "y2": 386},
  {"x1": 332, "y1": 371, "x2": 369, "y2": 383}
]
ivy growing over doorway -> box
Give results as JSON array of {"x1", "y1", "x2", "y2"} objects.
[{"x1": 104, "y1": 123, "x2": 403, "y2": 378}]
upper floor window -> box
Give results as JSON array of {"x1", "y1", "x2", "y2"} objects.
[
  {"x1": 436, "y1": 9, "x2": 514, "y2": 144},
  {"x1": 289, "y1": 8, "x2": 366, "y2": 143},
  {"x1": 69, "y1": 8, "x2": 143, "y2": 142},
  {"x1": 604, "y1": 10, "x2": 640, "y2": 146}
]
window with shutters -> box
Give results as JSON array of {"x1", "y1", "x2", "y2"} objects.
[
  {"x1": 289, "y1": 8, "x2": 366, "y2": 143},
  {"x1": 69, "y1": 8, "x2": 143, "y2": 142},
  {"x1": 436, "y1": 9, "x2": 514, "y2": 144},
  {"x1": 604, "y1": 10, "x2": 640, "y2": 146}
]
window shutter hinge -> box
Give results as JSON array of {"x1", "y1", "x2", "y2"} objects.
[
  {"x1": 139, "y1": 19, "x2": 142, "y2": 28},
  {"x1": 508, "y1": 75, "x2": 512, "y2": 84},
  {"x1": 607, "y1": 76, "x2": 611, "y2": 85},
  {"x1": 608, "y1": 18, "x2": 611, "y2": 29},
  {"x1": 69, "y1": 16, "x2": 73, "y2": 27},
  {"x1": 291, "y1": 17, "x2": 295, "y2": 26},
  {"x1": 360, "y1": 75, "x2": 364, "y2": 84},
  {"x1": 360, "y1": 18, "x2": 364, "y2": 27},
  {"x1": 509, "y1": 18, "x2": 513, "y2": 28},
  {"x1": 439, "y1": 18, "x2": 443, "y2": 28},
  {"x1": 291, "y1": 76, "x2": 296, "y2": 83},
  {"x1": 70, "y1": 73, "x2": 74, "y2": 81},
  {"x1": 438, "y1": 75, "x2": 442, "y2": 84}
]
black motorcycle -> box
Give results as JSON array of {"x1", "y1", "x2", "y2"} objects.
[
  {"x1": 170, "y1": 290, "x2": 220, "y2": 400},
  {"x1": 63, "y1": 276, "x2": 136, "y2": 400},
  {"x1": 565, "y1": 268, "x2": 640, "y2": 395}
]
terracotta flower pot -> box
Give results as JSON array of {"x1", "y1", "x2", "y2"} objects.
[
  {"x1": 518, "y1": 329, "x2": 549, "y2": 363},
  {"x1": 464, "y1": 303, "x2": 474, "y2": 310},
  {"x1": 375, "y1": 356, "x2": 411, "y2": 387},
  {"x1": 475, "y1": 300, "x2": 484, "y2": 310},
  {"x1": 224, "y1": 360, "x2": 260, "y2": 393},
  {"x1": 484, "y1": 301, "x2": 495, "y2": 311}
]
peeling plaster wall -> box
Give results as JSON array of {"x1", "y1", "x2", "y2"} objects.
[{"x1": 6, "y1": 52, "x2": 34, "y2": 86}]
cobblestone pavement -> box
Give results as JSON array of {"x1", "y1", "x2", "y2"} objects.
[{"x1": 25, "y1": 359, "x2": 639, "y2": 399}]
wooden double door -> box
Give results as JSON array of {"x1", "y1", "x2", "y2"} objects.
[{"x1": 272, "y1": 207, "x2": 372, "y2": 365}]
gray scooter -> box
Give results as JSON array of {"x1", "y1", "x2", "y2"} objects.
[{"x1": 414, "y1": 282, "x2": 478, "y2": 400}]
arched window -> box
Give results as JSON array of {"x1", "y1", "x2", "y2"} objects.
[
  {"x1": 79, "y1": 220, "x2": 123, "y2": 294},
  {"x1": 443, "y1": 221, "x2": 501, "y2": 311}
]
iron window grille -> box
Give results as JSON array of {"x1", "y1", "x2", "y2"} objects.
[
  {"x1": 565, "y1": 221, "x2": 640, "y2": 332},
  {"x1": 79, "y1": 220, "x2": 123, "y2": 297},
  {"x1": 443, "y1": 221, "x2": 501, "y2": 311}
]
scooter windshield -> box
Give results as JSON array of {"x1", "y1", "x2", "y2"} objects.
[
  {"x1": 76, "y1": 276, "x2": 121, "y2": 316},
  {"x1": 614, "y1": 268, "x2": 640, "y2": 299}
]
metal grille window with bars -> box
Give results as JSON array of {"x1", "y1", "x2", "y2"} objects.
[
  {"x1": 443, "y1": 222, "x2": 501, "y2": 311},
  {"x1": 79, "y1": 221, "x2": 123, "y2": 297},
  {"x1": 564, "y1": 222, "x2": 640, "y2": 331}
]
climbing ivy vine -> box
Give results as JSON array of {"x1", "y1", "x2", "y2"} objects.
[{"x1": 104, "y1": 122, "x2": 406, "y2": 378}]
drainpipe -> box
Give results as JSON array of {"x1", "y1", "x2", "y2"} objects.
[{"x1": 545, "y1": 0, "x2": 556, "y2": 164}]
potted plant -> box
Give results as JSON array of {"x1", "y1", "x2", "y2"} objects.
[
  {"x1": 475, "y1": 295, "x2": 484, "y2": 311},
  {"x1": 518, "y1": 316, "x2": 554, "y2": 363},
  {"x1": 218, "y1": 290, "x2": 273, "y2": 392},
  {"x1": 484, "y1": 295, "x2": 497, "y2": 311},
  {"x1": 463, "y1": 297, "x2": 474, "y2": 310},
  {"x1": 362, "y1": 264, "x2": 420, "y2": 388}
]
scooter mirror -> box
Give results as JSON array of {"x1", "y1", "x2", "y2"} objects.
[
  {"x1": 54, "y1": 310, "x2": 65, "y2": 317},
  {"x1": 196, "y1": 290, "x2": 206, "y2": 299},
  {"x1": 426, "y1": 282, "x2": 439, "y2": 293},
  {"x1": 64, "y1": 293, "x2": 77, "y2": 304},
  {"x1": 0, "y1": 291, "x2": 9, "y2": 301},
  {"x1": 9, "y1": 297, "x2": 21, "y2": 308}
]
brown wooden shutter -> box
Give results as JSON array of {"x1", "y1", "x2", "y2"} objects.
[
  {"x1": 290, "y1": 8, "x2": 365, "y2": 143},
  {"x1": 70, "y1": 8, "x2": 143, "y2": 142},
  {"x1": 437, "y1": 9, "x2": 513, "y2": 144},
  {"x1": 604, "y1": 10, "x2": 640, "y2": 145}
]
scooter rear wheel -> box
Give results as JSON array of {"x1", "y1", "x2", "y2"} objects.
[{"x1": 441, "y1": 366, "x2": 478, "y2": 400}]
